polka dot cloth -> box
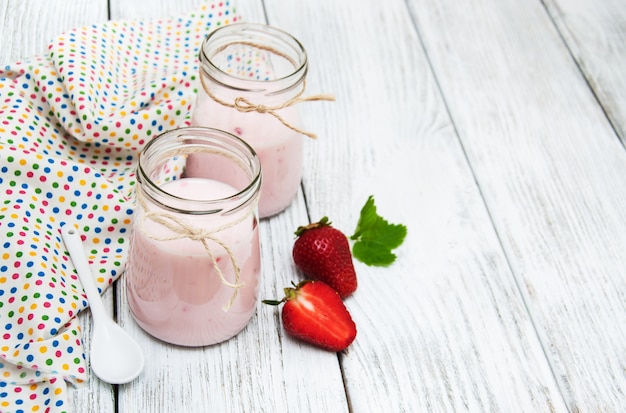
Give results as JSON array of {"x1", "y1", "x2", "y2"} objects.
[{"x1": 0, "y1": 2, "x2": 241, "y2": 412}]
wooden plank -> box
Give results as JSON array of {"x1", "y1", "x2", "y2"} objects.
[
  {"x1": 543, "y1": 0, "x2": 626, "y2": 146},
  {"x1": 0, "y1": 0, "x2": 108, "y2": 64},
  {"x1": 264, "y1": 0, "x2": 567, "y2": 411},
  {"x1": 406, "y1": 0, "x2": 626, "y2": 410},
  {"x1": 109, "y1": 0, "x2": 263, "y2": 20},
  {"x1": 107, "y1": 1, "x2": 349, "y2": 412}
]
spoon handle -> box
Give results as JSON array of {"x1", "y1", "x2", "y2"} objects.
[{"x1": 61, "y1": 225, "x2": 109, "y2": 324}]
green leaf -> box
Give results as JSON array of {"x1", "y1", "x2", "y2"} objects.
[
  {"x1": 352, "y1": 241, "x2": 397, "y2": 267},
  {"x1": 351, "y1": 195, "x2": 407, "y2": 266}
]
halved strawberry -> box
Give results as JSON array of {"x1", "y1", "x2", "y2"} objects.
[
  {"x1": 292, "y1": 217, "x2": 357, "y2": 298},
  {"x1": 263, "y1": 280, "x2": 357, "y2": 352}
]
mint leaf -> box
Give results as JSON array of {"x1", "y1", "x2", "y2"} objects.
[
  {"x1": 352, "y1": 240, "x2": 397, "y2": 266},
  {"x1": 350, "y1": 195, "x2": 407, "y2": 266}
]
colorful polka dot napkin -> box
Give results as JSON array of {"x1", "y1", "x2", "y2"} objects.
[{"x1": 0, "y1": 2, "x2": 241, "y2": 411}]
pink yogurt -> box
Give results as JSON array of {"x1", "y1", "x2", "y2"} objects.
[
  {"x1": 189, "y1": 97, "x2": 303, "y2": 218},
  {"x1": 126, "y1": 177, "x2": 261, "y2": 346}
]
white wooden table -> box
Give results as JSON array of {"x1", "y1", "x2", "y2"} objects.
[{"x1": 2, "y1": 0, "x2": 625, "y2": 411}]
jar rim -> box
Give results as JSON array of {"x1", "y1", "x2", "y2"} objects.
[
  {"x1": 137, "y1": 127, "x2": 262, "y2": 214},
  {"x1": 199, "y1": 22, "x2": 308, "y2": 92}
]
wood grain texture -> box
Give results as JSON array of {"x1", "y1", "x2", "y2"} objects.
[
  {"x1": 108, "y1": 0, "x2": 264, "y2": 21},
  {"x1": 0, "y1": 0, "x2": 107, "y2": 64},
  {"x1": 108, "y1": 2, "x2": 349, "y2": 412},
  {"x1": 543, "y1": 0, "x2": 626, "y2": 146},
  {"x1": 407, "y1": 0, "x2": 626, "y2": 410},
  {"x1": 263, "y1": 0, "x2": 567, "y2": 411},
  {"x1": 2, "y1": 0, "x2": 625, "y2": 411}
]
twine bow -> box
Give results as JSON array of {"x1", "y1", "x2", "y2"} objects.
[
  {"x1": 199, "y1": 40, "x2": 335, "y2": 139},
  {"x1": 201, "y1": 76, "x2": 335, "y2": 139},
  {"x1": 136, "y1": 188, "x2": 255, "y2": 311}
]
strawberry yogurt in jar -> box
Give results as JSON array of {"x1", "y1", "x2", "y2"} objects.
[
  {"x1": 126, "y1": 127, "x2": 262, "y2": 346},
  {"x1": 190, "y1": 23, "x2": 317, "y2": 218}
]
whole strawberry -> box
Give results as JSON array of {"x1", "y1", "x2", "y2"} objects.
[
  {"x1": 292, "y1": 217, "x2": 357, "y2": 298},
  {"x1": 263, "y1": 280, "x2": 357, "y2": 352}
]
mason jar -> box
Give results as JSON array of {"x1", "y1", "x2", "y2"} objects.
[
  {"x1": 189, "y1": 23, "x2": 309, "y2": 218},
  {"x1": 126, "y1": 127, "x2": 262, "y2": 346}
]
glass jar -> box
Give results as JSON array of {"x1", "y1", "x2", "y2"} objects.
[
  {"x1": 126, "y1": 127, "x2": 262, "y2": 347},
  {"x1": 190, "y1": 23, "x2": 308, "y2": 218}
]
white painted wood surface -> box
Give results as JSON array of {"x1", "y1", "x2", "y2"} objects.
[
  {"x1": 407, "y1": 0, "x2": 626, "y2": 411},
  {"x1": 543, "y1": 0, "x2": 626, "y2": 146},
  {"x1": 1, "y1": 0, "x2": 625, "y2": 411},
  {"x1": 0, "y1": 0, "x2": 108, "y2": 64}
]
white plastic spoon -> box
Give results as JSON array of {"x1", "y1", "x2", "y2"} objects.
[{"x1": 61, "y1": 225, "x2": 144, "y2": 384}]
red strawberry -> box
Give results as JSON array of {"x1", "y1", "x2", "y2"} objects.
[
  {"x1": 292, "y1": 217, "x2": 357, "y2": 298},
  {"x1": 263, "y1": 280, "x2": 357, "y2": 352}
]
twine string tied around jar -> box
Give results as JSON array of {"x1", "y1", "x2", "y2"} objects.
[
  {"x1": 136, "y1": 183, "x2": 257, "y2": 311},
  {"x1": 200, "y1": 41, "x2": 335, "y2": 139}
]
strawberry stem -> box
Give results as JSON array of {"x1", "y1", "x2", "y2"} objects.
[
  {"x1": 261, "y1": 299, "x2": 284, "y2": 306},
  {"x1": 262, "y1": 280, "x2": 312, "y2": 305},
  {"x1": 294, "y1": 216, "x2": 331, "y2": 236}
]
